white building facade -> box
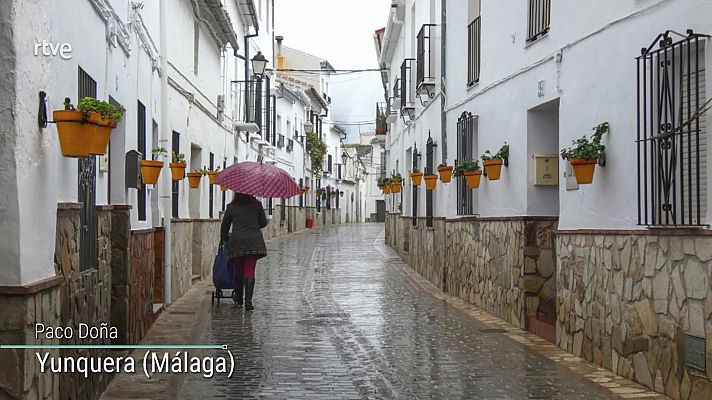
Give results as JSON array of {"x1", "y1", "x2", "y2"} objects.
[{"x1": 378, "y1": 0, "x2": 712, "y2": 397}]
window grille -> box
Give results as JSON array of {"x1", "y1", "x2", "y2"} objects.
[
  {"x1": 78, "y1": 67, "x2": 97, "y2": 272},
  {"x1": 467, "y1": 17, "x2": 481, "y2": 85},
  {"x1": 426, "y1": 133, "x2": 435, "y2": 228},
  {"x1": 527, "y1": 0, "x2": 551, "y2": 42},
  {"x1": 416, "y1": 24, "x2": 436, "y2": 90},
  {"x1": 636, "y1": 30, "x2": 709, "y2": 226},
  {"x1": 457, "y1": 112, "x2": 477, "y2": 215}
]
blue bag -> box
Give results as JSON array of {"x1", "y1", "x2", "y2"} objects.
[{"x1": 212, "y1": 242, "x2": 235, "y2": 290}]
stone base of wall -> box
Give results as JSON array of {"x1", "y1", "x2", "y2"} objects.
[
  {"x1": 558, "y1": 231, "x2": 712, "y2": 400},
  {"x1": 385, "y1": 213, "x2": 558, "y2": 331},
  {"x1": 0, "y1": 280, "x2": 61, "y2": 400}
]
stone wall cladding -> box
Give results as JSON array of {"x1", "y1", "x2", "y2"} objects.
[
  {"x1": 385, "y1": 214, "x2": 558, "y2": 331},
  {"x1": 192, "y1": 220, "x2": 220, "y2": 278},
  {"x1": 128, "y1": 229, "x2": 156, "y2": 344},
  {"x1": 0, "y1": 286, "x2": 61, "y2": 400},
  {"x1": 171, "y1": 221, "x2": 194, "y2": 302},
  {"x1": 53, "y1": 206, "x2": 112, "y2": 400},
  {"x1": 557, "y1": 233, "x2": 712, "y2": 400}
]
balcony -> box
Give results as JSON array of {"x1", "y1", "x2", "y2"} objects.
[
  {"x1": 527, "y1": 0, "x2": 551, "y2": 42},
  {"x1": 286, "y1": 138, "x2": 294, "y2": 152},
  {"x1": 376, "y1": 102, "x2": 388, "y2": 135},
  {"x1": 277, "y1": 134, "x2": 285, "y2": 148},
  {"x1": 400, "y1": 59, "x2": 415, "y2": 123},
  {"x1": 233, "y1": 78, "x2": 275, "y2": 141},
  {"x1": 416, "y1": 24, "x2": 436, "y2": 103}
]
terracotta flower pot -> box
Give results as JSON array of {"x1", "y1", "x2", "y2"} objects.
[
  {"x1": 207, "y1": 171, "x2": 219, "y2": 185},
  {"x1": 483, "y1": 159, "x2": 504, "y2": 181},
  {"x1": 170, "y1": 162, "x2": 186, "y2": 181},
  {"x1": 187, "y1": 173, "x2": 202, "y2": 188},
  {"x1": 220, "y1": 185, "x2": 228, "y2": 192},
  {"x1": 464, "y1": 170, "x2": 483, "y2": 189},
  {"x1": 53, "y1": 110, "x2": 101, "y2": 157},
  {"x1": 411, "y1": 172, "x2": 423, "y2": 186},
  {"x1": 570, "y1": 158, "x2": 597, "y2": 184},
  {"x1": 391, "y1": 181, "x2": 402, "y2": 193},
  {"x1": 140, "y1": 160, "x2": 164, "y2": 185},
  {"x1": 438, "y1": 166, "x2": 454, "y2": 183},
  {"x1": 383, "y1": 186, "x2": 391, "y2": 194},
  {"x1": 424, "y1": 174, "x2": 438, "y2": 190},
  {"x1": 88, "y1": 118, "x2": 116, "y2": 155}
]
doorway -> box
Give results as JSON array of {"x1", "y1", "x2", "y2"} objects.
[{"x1": 376, "y1": 200, "x2": 386, "y2": 222}]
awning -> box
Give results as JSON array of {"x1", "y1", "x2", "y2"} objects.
[
  {"x1": 235, "y1": 0, "x2": 259, "y2": 31},
  {"x1": 191, "y1": 0, "x2": 240, "y2": 52}
]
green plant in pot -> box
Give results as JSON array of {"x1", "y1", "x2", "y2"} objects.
[
  {"x1": 481, "y1": 142, "x2": 509, "y2": 181},
  {"x1": 455, "y1": 160, "x2": 482, "y2": 189},
  {"x1": 411, "y1": 168, "x2": 423, "y2": 186},
  {"x1": 140, "y1": 147, "x2": 167, "y2": 185},
  {"x1": 171, "y1": 152, "x2": 187, "y2": 181},
  {"x1": 391, "y1": 173, "x2": 403, "y2": 193},
  {"x1": 376, "y1": 113, "x2": 387, "y2": 134},
  {"x1": 561, "y1": 122, "x2": 609, "y2": 185},
  {"x1": 187, "y1": 167, "x2": 206, "y2": 189}
]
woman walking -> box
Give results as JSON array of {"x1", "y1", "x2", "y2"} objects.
[{"x1": 220, "y1": 193, "x2": 268, "y2": 311}]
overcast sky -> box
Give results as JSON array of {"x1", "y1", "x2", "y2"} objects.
[{"x1": 274, "y1": 0, "x2": 391, "y2": 142}]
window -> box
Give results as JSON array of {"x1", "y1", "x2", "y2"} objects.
[
  {"x1": 77, "y1": 67, "x2": 97, "y2": 272},
  {"x1": 457, "y1": 112, "x2": 477, "y2": 215},
  {"x1": 400, "y1": 59, "x2": 416, "y2": 112},
  {"x1": 527, "y1": 0, "x2": 551, "y2": 42},
  {"x1": 636, "y1": 32, "x2": 708, "y2": 226},
  {"x1": 137, "y1": 101, "x2": 147, "y2": 221},
  {"x1": 286, "y1": 120, "x2": 291, "y2": 138},
  {"x1": 467, "y1": 0, "x2": 481, "y2": 85},
  {"x1": 328, "y1": 154, "x2": 333, "y2": 174},
  {"x1": 172, "y1": 131, "x2": 180, "y2": 218}
]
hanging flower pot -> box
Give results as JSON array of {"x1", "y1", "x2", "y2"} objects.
[
  {"x1": 383, "y1": 185, "x2": 391, "y2": 194},
  {"x1": 170, "y1": 162, "x2": 187, "y2": 181},
  {"x1": 340, "y1": 191, "x2": 344, "y2": 197},
  {"x1": 424, "y1": 174, "x2": 438, "y2": 190},
  {"x1": 569, "y1": 159, "x2": 597, "y2": 184},
  {"x1": 88, "y1": 118, "x2": 117, "y2": 155},
  {"x1": 53, "y1": 110, "x2": 101, "y2": 157},
  {"x1": 207, "y1": 170, "x2": 220, "y2": 185},
  {"x1": 483, "y1": 160, "x2": 504, "y2": 180},
  {"x1": 561, "y1": 123, "x2": 610, "y2": 185},
  {"x1": 391, "y1": 181, "x2": 402, "y2": 193},
  {"x1": 187, "y1": 172, "x2": 203, "y2": 189},
  {"x1": 302, "y1": 186, "x2": 310, "y2": 194},
  {"x1": 438, "y1": 165, "x2": 454, "y2": 183},
  {"x1": 464, "y1": 170, "x2": 483, "y2": 189},
  {"x1": 411, "y1": 171, "x2": 423, "y2": 186},
  {"x1": 220, "y1": 185, "x2": 228, "y2": 192},
  {"x1": 140, "y1": 160, "x2": 164, "y2": 185}
]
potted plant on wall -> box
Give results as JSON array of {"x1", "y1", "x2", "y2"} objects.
[
  {"x1": 481, "y1": 142, "x2": 509, "y2": 181},
  {"x1": 424, "y1": 172, "x2": 438, "y2": 190},
  {"x1": 455, "y1": 160, "x2": 482, "y2": 189},
  {"x1": 561, "y1": 122, "x2": 609, "y2": 185},
  {"x1": 306, "y1": 133, "x2": 327, "y2": 175},
  {"x1": 170, "y1": 152, "x2": 187, "y2": 181},
  {"x1": 207, "y1": 166, "x2": 221, "y2": 185},
  {"x1": 437, "y1": 164, "x2": 454, "y2": 183},
  {"x1": 140, "y1": 147, "x2": 167, "y2": 185},
  {"x1": 411, "y1": 168, "x2": 423, "y2": 186},
  {"x1": 316, "y1": 188, "x2": 326, "y2": 198},
  {"x1": 53, "y1": 97, "x2": 124, "y2": 157},
  {"x1": 391, "y1": 173, "x2": 403, "y2": 193},
  {"x1": 187, "y1": 167, "x2": 207, "y2": 189}
]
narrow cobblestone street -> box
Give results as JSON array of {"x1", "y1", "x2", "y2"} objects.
[{"x1": 179, "y1": 223, "x2": 614, "y2": 399}]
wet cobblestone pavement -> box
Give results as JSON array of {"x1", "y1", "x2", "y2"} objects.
[{"x1": 180, "y1": 223, "x2": 612, "y2": 399}]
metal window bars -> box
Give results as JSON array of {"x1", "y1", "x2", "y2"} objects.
[
  {"x1": 527, "y1": 0, "x2": 551, "y2": 42},
  {"x1": 636, "y1": 30, "x2": 711, "y2": 226},
  {"x1": 457, "y1": 111, "x2": 476, "y2": 216},
  {"x1": 413, "y1": 146, "x2": 420, "y2": 226},
  {"x1": 400, "y1": 59, "x2": 416, "y2": 124},
  {"x1": 426, "y1": 133, "x2": 435, "y2": 228},
  {"x1": 232, "y1": 78, "x2": 273, "y2": 142},
  {"x1": 467, "y1": 17, "x2": 481, "y2": 86},
  {"x1": 416, "y1": 24, "x2": 437, "y2": 104}
]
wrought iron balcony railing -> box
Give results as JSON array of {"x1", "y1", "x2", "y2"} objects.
[
  {"x1": 232, "y1": 77, "x2": 274, "y2": 141},
  {"x1": 527, "y1": 0, "x2": 551, "y2": 42},
  {"x1": 416, "y1": 24, "x2": 437, "y2": 102},
  {"x1": 400, "y1": 59, "x2": 415, "y2": 122},
  {"x1": 467, "y1": 17, "x2": 481, "y2": 86}
]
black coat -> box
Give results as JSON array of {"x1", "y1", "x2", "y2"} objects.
[{"x1": 220, "y1": 199, "x2": 268, "y2": 259}]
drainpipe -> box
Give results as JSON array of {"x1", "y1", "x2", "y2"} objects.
[
  {"x1": 440, "y1": 0, "x2": 447, "y2": 163},
  {"x1": 160, "y1": 0, "x2": 172, "y2": 305}
]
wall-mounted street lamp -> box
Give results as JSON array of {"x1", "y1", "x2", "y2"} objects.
[
  {"x1": 251, "y1": 51, "x2": 268, "y2": 78},
  {"x1": 341, "y1": 151, "x2": 349, "y2": 166}
]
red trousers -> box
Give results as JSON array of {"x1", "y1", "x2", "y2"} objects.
[{"x1": 232, "y1": 256, "x2": 258, "y2": 279}]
